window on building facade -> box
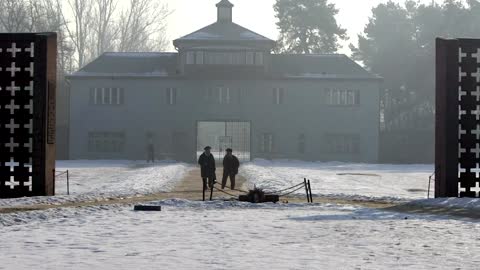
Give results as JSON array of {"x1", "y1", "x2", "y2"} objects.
[
  {"x1": 273, "y1": 88, "x2": 285, "y2": 105},
  {"x1": 246, "y1": 51, "x2": 254, "y2": 65},
  {"x1": 166, "y1": 88, "x2": 177, "y2": 105},
  {"x1": 325, "y1": 89, "x2": 360, "y2": 106},
  {"x1": 298, "y1": 134, "x2": 306, "y2": 154},
  {"x1": 188, "y1": 51, "x2": 265, "y2": 66},
  {"x1": 186, "y1": 51, "x2": 195, "y2": 64},
  {"x1": 88, "y1": 132, "x2": 125, "y2": 153},
  {"x1": 255, "y1": 52, "x2": 264, "y2": 65},
  {"x1": 218, "y1": 87, "x2": 231, "y2": 104},
  {"x1": 325, "y1": 134, "x2": 360, "y2": 154},
  {"x1": 90, "y1": 88, "x2": 124, "y2": 105},
  {"x1": 260, "y1": 133, "x2": 274, "y2": 153},
  {"x1": 195, "y1": 51, "x2": 204, "y2": 64}
]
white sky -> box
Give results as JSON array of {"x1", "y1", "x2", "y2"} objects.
[{"x1": 163, "y1": 0, "x2": 437, "y2": 55}]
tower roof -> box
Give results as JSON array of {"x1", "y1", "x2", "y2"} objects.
[
  {"x1": 216, "y1": 0, "x2": 234, "y2": 7},
  {"x1": 173, "y1": 0, "x2": 274, "y2": 49}
]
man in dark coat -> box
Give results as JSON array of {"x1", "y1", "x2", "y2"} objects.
[
  {"x1": 198, "y1": 146, "x2": 216, "y2": 191},
  {"x1": 222, "y1": 148, "x2": 240, "y2": 190}
]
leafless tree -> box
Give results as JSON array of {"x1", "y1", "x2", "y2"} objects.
[
  {"x1": 0, "y1": 0, "x2": 31, "y2": 32},
  {"x1": 93, "y1": 0, "x2": 118, "y2": 57},
  {"x1": 59, "y1": 0, "x2": 95, "y2": 68},
  {"x1": 117, "y1": 0, "x2": 170, "y2": 52},
  {"x1": 0, "y1": 0, "x2": 170, "y2": 69}
]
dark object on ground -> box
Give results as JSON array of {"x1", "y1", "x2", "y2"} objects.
[
  {"x1": 239, "y1": 188, "x2": 279, "y2": 203},
  {"x1": 134, "y1": 205, "x2": 162, "y2": 211}
]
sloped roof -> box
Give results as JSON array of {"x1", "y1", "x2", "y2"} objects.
[
  {"x1": 173, "y1": 21, "x2": 274, "y2": 44},
  {"x1": 69, "y1": 52, "x2": 379, "y2": 80},
  {"x1": 216, "y1": 0, "x2": 234, "y2": 7},
  {"x1": 69, "y1": 52, "x2": 178, "y2": 77},
  {"x1": 271, "y1": 54, "x2": 380, "y2": 79}
]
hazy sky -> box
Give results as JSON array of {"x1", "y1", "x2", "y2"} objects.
[{"x1": 163, "y1": 0, "x2": 437, "y2": 54}]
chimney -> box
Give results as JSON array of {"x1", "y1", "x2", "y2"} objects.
[{"x1": 216, "y1": 0, "x2": 233, "y2": 23}]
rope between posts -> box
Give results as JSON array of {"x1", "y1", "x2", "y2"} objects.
[
  {"x1": 265, "y1": 182, "x2": 305, "y2": 195},
  {"x1": 213, "y1": 186, "x2": 238, "y2": 198},
  {"x1": 221, "y1": 185, "x2": 248, "y2": 194},
  {"x1": 278, "y1": 185, "x2": 306, "y2": 197},
  {"x1": 55, "y1": 171, "x2": 68, "y2": 177}
]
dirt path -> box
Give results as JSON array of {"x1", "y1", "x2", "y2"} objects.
[
  {"x1": 0, "y1": 168, "x2": 251, "y2": 214},
  {"x1": 173, "y1": 168, "x2": 248, "y2": 200}
]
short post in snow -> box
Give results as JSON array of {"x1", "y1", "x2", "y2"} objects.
[
  {"x1": 308, "y1": 179, "x2": 313, "y2": 203},
  {"x1": 304, "y1": 178, "x2": 310, "y2": 203},
  {"x1": 66, "y1": 170, "x2": 70, "y2": 195},
  {"x1": 52, "y1": 169, "x2": 56, "y2": 195},
  {"x1": 427, "y1": 174, "x2": 433, "y2": 199}
]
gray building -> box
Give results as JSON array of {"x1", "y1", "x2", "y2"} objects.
[{"x1": 68, "y1": 0, "x2": 381, "y2": 163}]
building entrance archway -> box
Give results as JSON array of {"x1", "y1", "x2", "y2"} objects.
[{"x1": 196, "y1": 121, "x2": 251, "y2": 162}]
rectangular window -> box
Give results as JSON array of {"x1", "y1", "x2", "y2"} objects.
[
  {"x1": 166, "y1": 88, "x2": 177, "y2": 105},
  {"x1": 102, "y1": 88, "x2": 110, "y2": 104},
  {"x1": 186, "y1": 51, "x2": 195, "y2": 64},
  {"x1": 325, "y1": 89, "x2": 360, "y2": 106},
  {"x1": 195, "y1": 51, "x2": 204, "y2": 64},
  {"x1": 255, "y1": 52, "x2": 264, "y2": 65},
  {"x1": 325, "y1": 134, "x2": 360, "y2": 154},
  {"x1": 273, "y1": 88, "x2": 284, "y2": 105},
  {"x1": 246, "y1": 51, "x2": 254, "y2": 65},
  {"x1": 88, "y1": 132, "x2": 125, "y2": 153},
  {"x1": 91, "y1": 88, "x2": 124, "y2": 105},
  {"x1": 112, "y1": 87, "x2": 118, "y2": 105},
  {"x1": 218, "y1": 87, "x2": 230, "y2": 104},
  {"x1": 260, "y1": 133, "x2": 274, "y2": 153},
  {"x1": 95, "y1": 88, "x2": 102, "y2": 105},
  {"x1": 233, "y1": 52, "x2": 246, "y2": 65},
  {"x1": 118, "y1": 88, "x2": 124, "y2": 105}
]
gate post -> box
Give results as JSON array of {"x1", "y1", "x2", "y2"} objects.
[
  {"x1": 435, "y1": 38, "x2": 459, "y2": 198},
  {"x1": 0, "y1": 33, "x2": 57, "y2": 198}
]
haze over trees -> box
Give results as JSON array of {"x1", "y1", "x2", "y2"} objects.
[
  {"x1": 273, "y1": 0, "x2": 480, "y2": 162},
  {"x1": 350, "y1": 0, "x2": 480, "y2": 162},
  {"x1": 274, "y1": 0, "x2": 347, "y2": 53},
  {"x1": 0, "y1": 0, "x2": 170, "y2": 72}
]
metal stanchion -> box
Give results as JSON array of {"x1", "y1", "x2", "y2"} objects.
[
  {"x1": 304, "y1": 178, "x2": 310, "y2": 203},
  {"x1": 308, "y1": 180, "x2": 313, "y2": 203},
  {"x1": 67, "y1": 170, "x2": 70, "y2": 195}
]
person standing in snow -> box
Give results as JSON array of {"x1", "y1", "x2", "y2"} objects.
[
  {"x1": 198, "y1": 146, "x2": 216, "y2": 191},
  {"x1": 222, "y1": 148, "x2": 240, "y2": 190}
]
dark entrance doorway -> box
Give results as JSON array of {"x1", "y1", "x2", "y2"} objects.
[{"x1": 197, "y1": 121, "x2": 251, "y2": 162}]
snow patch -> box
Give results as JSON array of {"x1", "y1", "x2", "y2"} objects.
[{"x1": 240, "y1": 159, "x2": 434, "y2": 201}]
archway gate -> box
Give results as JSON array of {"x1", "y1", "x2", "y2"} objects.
[{"x1": 196, "y1": 121, "x2": 250, "y2": 162}]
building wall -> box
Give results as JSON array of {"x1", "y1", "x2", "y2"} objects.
[{"x1": 69, "y1": 77, "x2": 380, "y2": 162}]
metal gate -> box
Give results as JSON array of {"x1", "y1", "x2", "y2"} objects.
[{"x1": 197, "y1": 121, "x2": 250, "y2": 162}]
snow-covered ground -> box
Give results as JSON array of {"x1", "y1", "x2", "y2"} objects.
[
  {"x1": 240, "y1": 159, "x2": 434, "y2": 201},
  {"x1": 2, "y1": 159, "x2": 480, "y2": 269},
  {"x1": 1, "y1": 200, "x2": 480, "y2": 270},
  {"x1": 0, "y1": 160, "x2": 192, "y2": 207},
  {"x1": 55, "y1": 160, "x2": 191, "y2": 196}
]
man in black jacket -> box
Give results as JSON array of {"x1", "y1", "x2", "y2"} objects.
[
  {"x1": 222, "y1": 148, "x2": 240, "y2": 190},
  {"x1": 198, "y1": 146, "x2": 216, "y2": 191}
]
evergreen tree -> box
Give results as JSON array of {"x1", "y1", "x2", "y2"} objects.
[{"x1": 274, "y1": 0, "x2": 347, "y2": 54}]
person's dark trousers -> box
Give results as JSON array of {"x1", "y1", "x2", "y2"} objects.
[
  {"x1": 202, "y1": 177, "x2": 215, "y2": 191},
  {"x1": 221, "y1": 171, "x2": 236, "y2": 190}
]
